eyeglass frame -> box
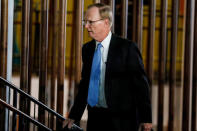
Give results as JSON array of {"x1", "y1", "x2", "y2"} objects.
[{"x1": 82, "y1": 19, "x2": 104, "y2": 26}]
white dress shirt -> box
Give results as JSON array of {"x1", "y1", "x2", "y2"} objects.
[{"x1": 95, "y1": 31, "x2": 112, "y2": 108}]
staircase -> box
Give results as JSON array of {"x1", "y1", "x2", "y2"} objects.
[{"x1": 0, "y1": 77, "x2": 81, "y2": 131}]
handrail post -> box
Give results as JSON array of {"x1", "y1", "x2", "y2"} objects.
[
  {"x1": 0, "y1": 77, "x2": 84, "y2": 130},
  {"x1": 0, "y1": 77, "x2": 66, "y2": 120},
  {"x1": 0, "y1": 98, "x2": 52, "y2": 131}
]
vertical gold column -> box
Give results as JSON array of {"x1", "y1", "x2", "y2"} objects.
[
  {"x1": 192, "y1": 1, "x2": 197, "y2": 130},
  {"x1": 182, "y1": 0, "x2": 195, "y2": 130},
  {"x1": 68, "y1": 0, "x2": 75, "y2": 116},
  {"x1": 38, "y1": 0, "x2": 49, "y2": 127},
  {"x1": 121, "y1": 0, "x2": 128, "y2": 38},
  {"x1": 0, "y1": 0, "x2": 8, "y2": 82},
  {"x1": 49, "y1": 0, "x2": 58, "y2": 129},
  {"x1": 27, "y1": 0, "x2": 33, "y2": 113},
  {"x1": 20, "y1": 0, "x2": 30, "y2": 94},
  {"x1": 132, "y1": 0, "x2": 137, "y2": 42},
  {"x1": 136, "y1": 0, "x2": 143, "y2": 51},
  {"x1": 56, "y1": 0, "x2": 67, "y2": 129},
  {"x1": 110, "y1": 0, "x2": 115, "y2": 33},
  {"x1": 0, "y1": 0, "x2": 8, "y2": 130},
  {"x1": 146, "y1": 0, "x2": 156, "y2": 90},
  {"x1": 157, "y1": 0, "x2": 168, "y2": 131},
  {"x1": 74, "y1": 0, "x2": 84, "y2": 97},
  {"x1": 19, "y1": 0, "x2": 30, "y2": 130},
  {"x1": 168, "y1": 0, "x2": 179, "y2": 130}
]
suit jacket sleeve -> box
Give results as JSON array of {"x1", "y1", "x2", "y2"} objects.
[
  {"x1": 127, "y1": 43, "x2": 152, "y2": 123},
  {"x1": 68, "y1": 44, "x2": 91, "y2": 122}
]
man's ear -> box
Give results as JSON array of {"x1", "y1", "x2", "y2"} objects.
[{"x1": 104, "y1": 19, "x2": 110, "y2": 27}]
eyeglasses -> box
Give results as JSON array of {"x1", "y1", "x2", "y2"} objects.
[{"x1": 82, "y1": 19, "x2": 103, "y2": 26}]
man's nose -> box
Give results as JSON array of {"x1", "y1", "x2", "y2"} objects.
[
  {"x1": 85, "y1": 23, "x2": 90, "y2": 29},
  {"x1": 85, "y1": 23, "x2": 89, "y2": 28}
]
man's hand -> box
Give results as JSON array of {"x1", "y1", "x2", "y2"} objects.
[
  {"x1": 62, "y1": 118, "x2": 75, "y2": 129},
  {"x1": 140, "y1": 123, "x2": 152, "y2": 131}
]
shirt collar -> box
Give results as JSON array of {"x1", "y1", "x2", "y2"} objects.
[{"x1": 96, "y1": 31, "x2": 112, "y2": 49}]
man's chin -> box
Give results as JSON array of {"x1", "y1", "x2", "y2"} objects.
[{"x1": 88, "y1": 33, "x2": 94, "y2": 38}]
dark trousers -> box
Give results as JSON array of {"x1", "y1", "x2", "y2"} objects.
[{"x1": 87, "y1": 106, "x2": 138, "y2": 131}]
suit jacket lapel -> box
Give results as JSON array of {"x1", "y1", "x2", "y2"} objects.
[
  {"x1": 88, "y1": 40, "x2": 96, "y2": 62},
  {"x1": 105, "y1": 34, "x2": 117, "y2": 105},
  {"x1": 106, "y1": 34, "x2": 117, "y2": 70}
]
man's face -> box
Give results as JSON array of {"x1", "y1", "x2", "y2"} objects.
[{"x1": 84, "y1": 7, "x2": 110, "y2": 42}]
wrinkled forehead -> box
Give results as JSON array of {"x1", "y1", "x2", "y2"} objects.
[{"x1": 85, "y1": 7, "x2": 101, "y2": 20}]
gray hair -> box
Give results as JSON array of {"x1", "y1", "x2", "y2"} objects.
[{"x1": 87, "y1": 3, "x2": 113, "y2": 27}]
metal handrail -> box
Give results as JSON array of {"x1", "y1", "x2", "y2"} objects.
[
  {"x1": 0, "y1": 77, "x2": 65, "y2": 121},
  {"x1": 0, "y1": 76, "x2": 82, "y2": 130},
  {"x1": 0, "y1": 98, "x2": 52, "y2": 131}
]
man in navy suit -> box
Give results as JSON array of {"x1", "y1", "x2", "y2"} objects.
[{"x1": 63, "y1": 3, "x2": 152, "y2": 131}]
